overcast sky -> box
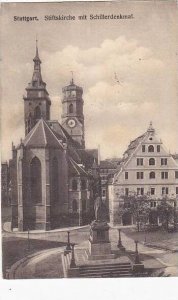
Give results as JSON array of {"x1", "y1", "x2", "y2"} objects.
[{"x1": 1, "y1": 1, "x2": 178, "y2": 161}]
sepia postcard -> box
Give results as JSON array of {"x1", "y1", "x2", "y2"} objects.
[{"x1": 1, "y1": 1, "x2": 178, "y2": 294}]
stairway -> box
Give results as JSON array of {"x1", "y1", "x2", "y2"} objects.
[{"x1": 79, "y1": 262, "x2": 133, "y2": 278}]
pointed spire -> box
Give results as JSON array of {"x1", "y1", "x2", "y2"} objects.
[
  {"x1": 33, "y1": 37, "x2": 41, "y2": 63},
  {"x1": 70, "y1": 71, "x2": 74, "y2": 85},
  {"x1": 32, "y1": 38, "x2": 43, "y2": 87}
]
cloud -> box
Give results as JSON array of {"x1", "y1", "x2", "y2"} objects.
[{"x1": 1, "y1": 36, "x2": 178, "y2": 161}]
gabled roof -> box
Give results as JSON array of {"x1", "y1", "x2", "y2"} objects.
[
  {"x1": 114, "y1": 123, "x2": 159, "y2": 180},
  {"x1": 23, "y1": 119, "x2": 63, "y2": 149},
  {"x1": 100, "y1": 160, "x2": 118, "y2": 169}
]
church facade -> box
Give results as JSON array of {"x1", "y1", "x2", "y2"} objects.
[
  {"x1": 10, "y1": 44, "x2": 98, "y2": 231},
  {"x1": 108, "y1": 123, "x2": 178, "y2": 227}
]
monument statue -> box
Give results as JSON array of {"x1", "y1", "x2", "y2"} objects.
[
  {"x1": 94, "y1": 194, "x2": 107, "y2": 222},
  {"x1": 88, "y1": 194, "x2": 115, "y2": 260}
]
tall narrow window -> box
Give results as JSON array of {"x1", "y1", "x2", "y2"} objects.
[
  {"x1": 125, "y1": 172, "x2": 128, "y2": 180},
  {"x1": 102, "y1": 189, "x2": 106, "y2": 197},
  {"x1": 142, "y1": 145, "x2": 146, "y2": 152},
  {"x1": 72, "y1": 179, "x2": 77, "y2": 190},
  {"x1": 157, "y1": 145, "x2": 160, "y2": 152},
  {"x1": 125, "y1": 188, "x2": 129, "y2": 196},
  {"x1": 51, "y1": 157, "x2": 59, "y2": 204},
  {"x1": 148, "y1": 145, "x2": 154, "y2": 152},
  {"x1": 69, "y1": 103, "x2": 73, "y2": 113},
  {"x1": 72, "y1": 199, "x2": 78, "y2": 212},
  {"x1": 81, "y1": 179, "x2": 86, "y2": 190},
  {"x1": 149, "y1": 158, "x2": 155, "y2": 166},
  {"x1": 150, "y1": 188, "x2": 155, "y2": 195},
  {"x1": 175, "y1": 171, "x2": 178, "y2": 179},
  {"x1": 34, "y1": 105, "x2": 41, "y2": 119},
  {"x1": 82, "y1": 199, "x2": 87, "y2": 211},
  {"x1": 30, "y1": 157, "x2": 42, "y2": 204}
]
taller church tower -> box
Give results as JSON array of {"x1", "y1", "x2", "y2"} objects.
[
  {"x1": 61, "y1": 78, "x2": 85, "y2": 148},
  {"x1": 23, "y1": 41, "x2": 51, "y2": 135}
]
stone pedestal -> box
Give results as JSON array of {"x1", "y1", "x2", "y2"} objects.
[
  {"x1": 132, "y1": 263, "x2": 144, "y2": 274},
  {"x1": 88, "y1": 220, "x2": 115, "y2": 260}
]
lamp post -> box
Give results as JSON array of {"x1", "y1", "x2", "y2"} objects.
[
  {"x1": 66, "y1": 231, "x2": 72, "y2": 251},
  {"x1": 117, "y1": 229, "x2": 125, "y2": 251},
  {"x1": 134, "y1": 240, "x2": 140, "y2": 264},
  {"x1": 70, "y1": 243, "x2": 76, "y2": 268}
]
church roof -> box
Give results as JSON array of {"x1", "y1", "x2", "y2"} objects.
[
  {"x1": 77, "y1": 149, "x2": 98, "y2": 169},
  {"x1": 62, "y1": 79, "x2": 83, "y2": 93},
  {"x1": 23, "y1": 119, "x2": 64, "y2": 149},
  {"x1": 47, "y1": 120, "x2": 81, "y2": 148},
  {"x1": 68, "y1": 157, "x2": 88, "y2": 176}
]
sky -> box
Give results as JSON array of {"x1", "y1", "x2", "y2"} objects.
[{"x1": 1, "y1": 1, "x2": 178, "y2": 161}]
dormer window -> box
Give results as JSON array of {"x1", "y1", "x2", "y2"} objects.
[{"x1": 148, "y1": 145, "x2": 154, "y2": 152}]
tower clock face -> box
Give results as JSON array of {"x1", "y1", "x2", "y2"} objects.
[{"x1": 67, "y1": 119, "x2": 76, "y2": 128}]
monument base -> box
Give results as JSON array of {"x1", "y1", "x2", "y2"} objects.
[
  {"x1": 87, "y1": 220, "x2": 116, "y2": 260},
  {"x1": 88, "y1": 240, "x2": 116, "y2": 260}
]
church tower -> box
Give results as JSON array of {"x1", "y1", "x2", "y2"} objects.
[
  {"x1": 23, "y1": 41, "x2": 51, "y2": 135},
  {"x1": 61, "y1": 78, "x2": 85, "y2": 148}
]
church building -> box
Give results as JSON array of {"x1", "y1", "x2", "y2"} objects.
[
  {"x1": 10, "y1": 43, "x2": 98, "y2": 231},
  {"x1": 108, "y1": 122, "x2": 178, "y2": 227}
]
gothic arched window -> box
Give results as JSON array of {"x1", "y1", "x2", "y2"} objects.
[
  {"x1": 72, "y1": 199, "x2": 78, "y2": 212},
  {"x1": 69, "y1": 103, "x2": 73, "y2": 113},
  {"x1": 51, "y1": 157, "x2": 59, "y2": 204},
  {"x1": 148, "y1": 145, "x2": 154, "y2": 152},
  {"x1": 149, "y1": 171, "x2": 155, "y2": 179},
  {"x1": 81, "y1": 179, "x2": 86, "y2": 190},
  {"x1": 72, "y1": 179, "x2": 78, "y2": 191},
  {"x1": 30, "y1": 157, "x2": 42, "y2": 204},
  {"x1": 149, "y1": 158, "x2": 155, "y2": 166},
  {"x1": 34, "y1": 105, "x2": 41, "y2": 119}
]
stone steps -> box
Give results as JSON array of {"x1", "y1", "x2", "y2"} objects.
[{"x1": 79, "y1": 263, "x2": 132, "y2": 278}]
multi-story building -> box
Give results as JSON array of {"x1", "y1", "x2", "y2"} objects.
[
  {"x1": 108, "y1": 122, "x2": 178, "y2": 226},
  {"x1": 99, "y1": 160, "x2": 121, "y2": 212},
  {"x1": 10, "y1": 43, "x2": 98, "y2": 231}
]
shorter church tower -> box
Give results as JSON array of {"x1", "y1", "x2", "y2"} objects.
[
  {"x1": 61, "y1": 78, "x2": 85, "y2": 148},
  {"x1": 23, "y1": 41, "x2": 51, "y2": 135}
]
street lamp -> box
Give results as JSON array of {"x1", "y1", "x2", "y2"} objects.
[
  {"x1": 70, "y1": 243, "x2": 76, "y2": 268},
  {"x1": 27, "y1": 226, "x2": 30, "y2": 252},
  {"x1": 66, "y1": 231, "x2": 72, "y2": 251},
  {"x1": 134, "y1": 240, "x2": 140, "y2": 264},
  {"x1": 117, "y1": 229, "x2": 125, "y2": 251}
]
